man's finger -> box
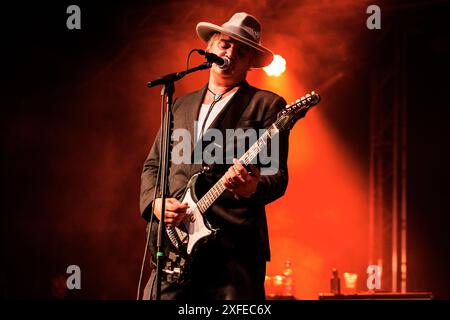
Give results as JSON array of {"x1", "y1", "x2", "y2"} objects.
[
  {"x1": 173, "y1": 202, "x2": 189, "y2": 212},
  {"x1": 165, "y1": 198, "x2": 181, "y2": 210},
  {"x1": 223, "y1": 175, "x2": 236, "y2": 191},
  {"x1": 247, "y1": 164, "x2": 261, "y2": 178},
  {"x1": 232, "y1": 158, "x2": 249, "y2": 179},
  {"x1": 229, "y1": 163, "x2": 246, "y2": 183},
  {"x1": 165, "y1": 200, "x2": 188, "y2": 212},
  {"x1": 231, "y1": 173, "x2": 246, "y2": 184},
  {"x1": 165, "y1": 211, "x2": 179, "y2": 219}
]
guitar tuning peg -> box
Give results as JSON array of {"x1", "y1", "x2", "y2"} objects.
[
  {"x1": 312, "y1": 91, "x2": 315, "y2": 95},
  {"x1": 295, "y1": 99, "x2": 301, "y2": 103},
  {"x1": 306, "y1": 94, "x2": 311, "y2": 97}
]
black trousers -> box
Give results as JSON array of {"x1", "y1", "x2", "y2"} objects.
[{"x1": 143, "y1": 237, "x2": 267, "y2": 300}]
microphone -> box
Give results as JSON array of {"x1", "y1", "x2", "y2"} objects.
[{"x1": 197, "y1": 49, "x2": 230, "y2": 70}]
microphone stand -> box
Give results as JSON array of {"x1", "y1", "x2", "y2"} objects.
[{"x1": 146, "y1": 61, "x2": 212, "y2": 300}]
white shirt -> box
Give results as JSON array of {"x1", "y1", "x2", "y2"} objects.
[{"x1": 196, "y1": 92, "x2": 236, "y2": 142}]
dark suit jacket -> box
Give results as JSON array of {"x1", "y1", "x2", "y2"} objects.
[{"x1": 140, "y1": 81, "x2": 289, "y2": 261}]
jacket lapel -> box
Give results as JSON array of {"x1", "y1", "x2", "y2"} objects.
[
  {"x1": 183, "y1": 83, "x2": 208, "y2": 150},
  {"x1": 204, "y1": 81, "x2": 257, "y2": 168},
  {"x1": 189, "y1": 81, "x2": 257, "y2": 167}
]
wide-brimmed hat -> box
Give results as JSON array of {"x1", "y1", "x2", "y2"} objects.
[{"x1": 196, "y1": 12, "x2": 274, "y2": 68}]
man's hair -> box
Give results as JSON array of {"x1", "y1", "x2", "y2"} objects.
[{"x1": 206, "y1": 32, "x2": 222, "y2": 52}]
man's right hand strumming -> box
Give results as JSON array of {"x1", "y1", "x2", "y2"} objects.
[{"x1": 153, "y1": 198, "x2": 189, "y2": 228}]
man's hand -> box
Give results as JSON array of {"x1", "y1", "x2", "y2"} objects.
[
  {"x1": 222, "y1": 158, "x2": 261, "y2": 199},
  {"x1": 153, "y1": 198, "x2": 189, "y2": 228}
]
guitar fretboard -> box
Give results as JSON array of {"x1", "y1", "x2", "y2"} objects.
[{"x1": 196, "y1": 124, "x2": 279, "y2": 213}]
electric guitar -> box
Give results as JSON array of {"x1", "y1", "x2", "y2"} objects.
[{"x1": 151, "y1": 91, "x2": 321, "y2": 284}]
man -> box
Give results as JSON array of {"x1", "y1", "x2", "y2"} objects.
[{"x1": 141, "y1": 12, "x2": 289, "y2": 300}]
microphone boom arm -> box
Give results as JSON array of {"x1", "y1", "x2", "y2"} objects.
[{"x1": 147, "y1": 62, "x2": 212, "y2": 88}]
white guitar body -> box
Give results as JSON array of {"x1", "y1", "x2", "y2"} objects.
[{"x1": 169, "y1": 173, "x2": 216, "y2": 255}]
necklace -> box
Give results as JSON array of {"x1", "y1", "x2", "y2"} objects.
[
  {"x1": 207, "y1": 85, "x2": 236, "y2": 102},
  {"x1": 199, "y1": 84, "x2": 241, "y2": 138}
]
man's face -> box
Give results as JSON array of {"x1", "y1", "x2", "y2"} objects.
[{"x1": 208, "y1": 34, "x2": 254, "y2": 82}]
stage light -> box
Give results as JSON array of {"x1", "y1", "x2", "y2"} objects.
[{"x1": 263, "y1": 54, "x2": 286, "y2": 77}]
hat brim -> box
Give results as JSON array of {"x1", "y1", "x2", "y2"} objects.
[{"x1": 196, "y1": 22, "x2": 273, "y2": 68}]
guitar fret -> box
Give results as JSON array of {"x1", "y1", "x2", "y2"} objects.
[
  {"x1": 202, "y1": 198, "x2": 207, "y2": 209},
  {"x1": 198, "y1": 181, "x2": 225, "y2": 213},
  {"x1": 242, "y1": 138, "x2": 263, "y2": 165},
  {"x1": 206, "y1": 193, "x2": 213, "y2": 206},
  {"x1": 197, "y1": 202, "x2": 202, "y2": 213}
]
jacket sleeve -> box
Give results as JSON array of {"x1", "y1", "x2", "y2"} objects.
[
  {"x1": 140, "y1": 127, "x2": 161, "y2": 221},
  {"x1": 140, "y1": 97, "x2": 183, "y2": 220},
  {"x1": 253, "y1": 96, "x2": 289, "y2": 205}
]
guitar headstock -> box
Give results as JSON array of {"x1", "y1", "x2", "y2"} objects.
[{"x1": 276, "y1": 92, "x2": 320, "y2": 130}]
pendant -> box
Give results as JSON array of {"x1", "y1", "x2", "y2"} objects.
[{"x1": 214, "y1": 94, "x2": 222, "y2": 102}]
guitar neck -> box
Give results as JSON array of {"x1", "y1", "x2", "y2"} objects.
[{"x1": 196, "y1": 124, "x2": 279, "y2": 213}]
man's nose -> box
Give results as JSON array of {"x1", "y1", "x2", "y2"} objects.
[{"x1": 225, "y1": 46, "x2": 238, "y2": 60}]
